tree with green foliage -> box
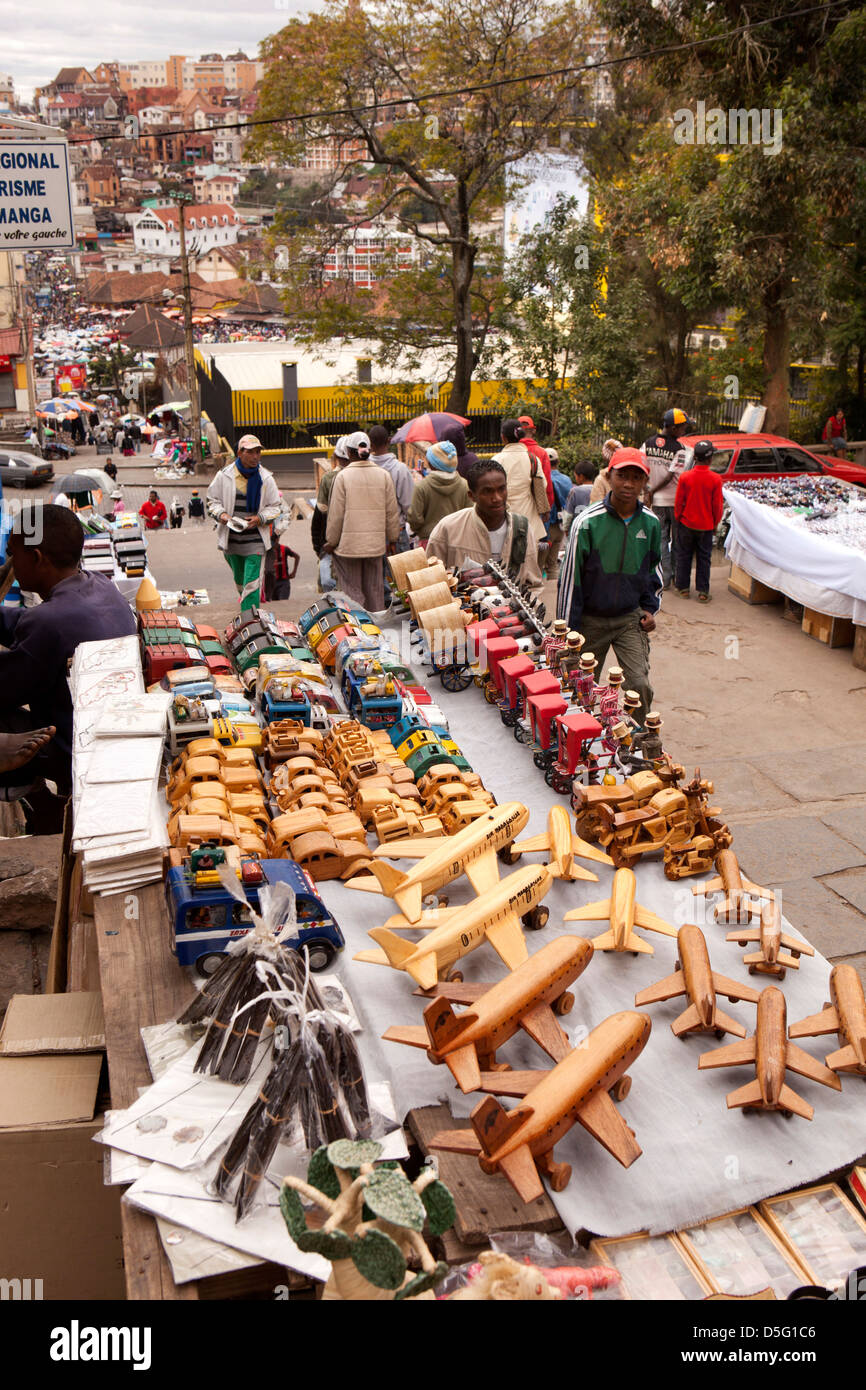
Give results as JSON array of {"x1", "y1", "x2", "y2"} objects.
[{"x1": 250, "y1": 0, "x2": 592, "y2": 413}]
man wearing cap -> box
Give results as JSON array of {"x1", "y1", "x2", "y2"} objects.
[
  {"x1": 408, "y1": 441, "x2": 468, "y2": 543},
  {"x1": 322, "y1": 431, "x2": 401, "y2": 611},
  {"x1": 517, "y1": 416, "x2": 554, "y2": 508},
  {"x1": 642, "y1": 408, "x2": 693, "y2": 588},
  {"x1": 206, "y1": 435, "x2": 282, "y2": 613},
  {"x1": 556, "y1": 448, "x2": 662, "y2": 720}
]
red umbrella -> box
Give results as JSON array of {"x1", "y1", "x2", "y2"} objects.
[{"x1": 391, "y1": 411, "x2": 471, "y2": 445}]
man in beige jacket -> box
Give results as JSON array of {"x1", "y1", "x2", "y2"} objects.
[
  {"x1": 323, "y1": 431, "x2": 401, "y2": 612},
  {"x1": 492, "y1": 419, "x2": 548, "y2": 586},
  {"x1": 426, "y1": 460, "x2": 538, "y2": 589}
]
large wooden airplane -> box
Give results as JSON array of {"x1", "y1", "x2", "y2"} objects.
[
  {"x1": 430, "y1": 1011, "x2": 651, "y2": 1203},
  {"x1": 692, "y1": 849, "x2": 774, "y2": 924},
  {"x1": 381, "y1": 936, "x2": 594, "y2": 1092},
  {"x1": 502, "y1": 805, "x2": 614, "y2": 882},
  {"x1": 634, "y1": 924, "x2": 760, "y2": 1038},
  {"x1": 563, "y1": 867, "x2": 676, "y2": 954},
  {"x1": 345, "y1": 800, "x2": 530, "y2": 923},
  {"x1": 788, "y1": 963, "x2": 866, "y2": 1078},
  {"x1": 353, "y1": 864, "x2": 550, "y2": 989},
  {"x1": 726, "y1": 900, "x2": 814, "y2": 978},
  {"x1": 698, "y1": 987, "x2": 841, "y2": 1119}
]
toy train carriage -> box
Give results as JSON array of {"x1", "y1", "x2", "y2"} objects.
[
  {"x1": 513, "y1": 669, "x2": 564, "y2": 746},
  {"x1": 544, "y1": 710, "x2": 604, "y2": 795},
  {"x1": 496, "y1": 653, "x2": 537, "y2": 727},
  {"x1": 166, "y1": 851, "x2": 345, "y2": 976}
]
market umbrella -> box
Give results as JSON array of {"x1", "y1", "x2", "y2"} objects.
[
  {"x1": 36, "y1": 400, "x2": 79, "y2": 420},
  {"x1": 52, "y1": 474, "x2": 96, "y2": 496},
  {"x1": 391, "y1": 411, "x2": 471, "y2": 445},
  {"x1": 148, "y1": 401, "x2": 190, "y2": 418},
  {"x1": 74, "y1": 468, "x2": 115, "y2": 495}
]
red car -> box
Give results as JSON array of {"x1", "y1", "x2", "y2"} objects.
[{"x1": 678, "y1": 433, "x2": 866, "y2": 489}]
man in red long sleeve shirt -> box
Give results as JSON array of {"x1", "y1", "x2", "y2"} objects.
[
  {"x1": 139, "y1": 489, "x2": 167, "y2": 530},
  {"x1": 517, "y1": 415, "x2": 555, "y2": 507},
  {"x1": 673, "y1": 440, "x2": 724, "y2": 602}
]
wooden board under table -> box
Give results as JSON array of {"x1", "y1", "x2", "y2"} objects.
[{"x1": 406, "y1": 1103, "x2": 563, "y2": 1247}]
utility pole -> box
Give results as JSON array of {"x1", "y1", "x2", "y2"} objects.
[
  {"x1": 176, "y1": 196, "x2": 203, "y2": 469},
  {"x1": 13, "y1": 263, "x2": 37, "y2": 424}
]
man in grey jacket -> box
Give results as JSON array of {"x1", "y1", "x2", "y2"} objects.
[
  {"x1": 206, "y1": 434, "x2": 282, "y2": 612},
  {"x1": 368, "y1": 424, "x2": 414, "y2": 547}
]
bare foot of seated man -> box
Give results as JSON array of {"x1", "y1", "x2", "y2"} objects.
[{"x1": 0, "y1": 727, "x2": 55, "y2": 774}]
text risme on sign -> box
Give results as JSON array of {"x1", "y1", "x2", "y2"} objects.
[{"x1": 0, "y1": 142, "x2": 75, "y2": 249}]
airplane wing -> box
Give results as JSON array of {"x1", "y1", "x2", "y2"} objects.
[
  {"x1": 563, "y1": 896, "x2": 611, "y2": 923},
  {"x1": 780, "y1": 933, "x2": 815, "y2": 957},
  {"x1": 465, "y1": 849, "x2": 501, "y2": 897},
  {"x1": 785, "y1": 1041, "x2": 842, "y2": 1091},
  {"x1": 429, "y1": 1127, "x2": 482, "y2": 1156},
  {"x1": 477, "y1": 1069, "x2": 547, "y2": 1097},
  {"x1": 710, "y1": 1007, "x2": 748, "y2": 1040},
  {"x1": 406, "y1": 952, "x2": 441, "y2": 991},
  {"x1": 825, "y1": 1044, "x2": 862, "y2": 1073},
  {"x1": 634, "y1": 970, "x2": 686, "y2": 1006},
  {"x1": 698, "y1": 1037, "x2": 757, "y2": 1070},
  {"x1": 518, "y1": 1003, "x2": 571, "y2": 1063},
  {"x1": 788, "y1": 1006, "x2": 839, "y2": 1040},
  {"x1": 498, "y1": 1144, "x2": 545, "y2": 1203},
  {"x1": 710, "y1": 972, "x2": 761, "y2": 1004},
  {"x1": 484, "y1": 912, "x2": 528, "y2": 971},
  {"x1": 572, "y1": 834, "x2": 615, "y2": 867},
  {"x1": 726, "y1": 928, "x2": 760, "y2": 944},
  {"x1": 741, "y1": 877, "x2": 774, "y2": 900},
  {"x1": 413, "y1": 981, "x2": 491, "y2": 1004},
  {"x1": 776, "y1": 1083, "x2": 814, "y2": 1119},
  {"x1": 576, "y1": 1089, "x2": 642, "y2": 1168},
  {"x1": 444, "y1": 1045, "x2": 482, "y2": 1094},
  {"x1": 633, "y1": 903, "x2": 678, "y2": 938},
  {"x1": 373, "y1": 836, "x2": 449, "y2": 861},
  {"x1": 693, "y1": 876, "x2": 723, "y2": 896},
  {"x1": 511, "y1": 832, "x2": 551, "y2": 855}
]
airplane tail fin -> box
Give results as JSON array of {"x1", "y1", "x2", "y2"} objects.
[
  {"x1": 715, "y1": 895, "x2": 755, "y2": 925},
  {"x1": 471, "y1": 1094, "x2": 528, "y2": 1157},
  {"x1": 368, "y1": 926, "x2": 417, "y2": 967},
  {"x1": 424, "y1": 996, "x2": 474, "y2": 1049},
  {"x1": 365, "y1": 861, "x2": 425, "y2": 922},
  {"x1": 444, "y1": 1044, "x2": 482, "y2": 1094},
  {"x1": 498, "y1": 1144, "x2": 544, "y2": 1203},
  {"x1": 825, "y1": 1043, "x2": 861, "y2": 1073},
  {"x1": 725, "y1": 1078, "x2": 763, "y2": 1110}
]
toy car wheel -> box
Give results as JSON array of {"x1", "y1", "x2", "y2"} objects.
[
  {"x1": 301, "y1": 941, "x2": 336, "y2": 971},
  {"x1": 611, "y1": 1076, "x2": 631, "y2": 1102},
  {"x1": 196, "y1": 951, "x2": 227, "y2": 977}
]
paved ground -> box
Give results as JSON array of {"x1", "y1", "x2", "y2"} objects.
[{"x1": 2, "y1": 449, "x2": 864, "y2": 1012}]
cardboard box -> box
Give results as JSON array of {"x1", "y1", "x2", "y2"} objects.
[
  {"x1": 801, "y1": 607, "x2": 855, "y2": 648},
  {"x1": 0, "y1": 991, "x2": 105, "y2": 1056},
  {"x1": 0, "y1": 1121, "x2": 124, "y2": 1299}
]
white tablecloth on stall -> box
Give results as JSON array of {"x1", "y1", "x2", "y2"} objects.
[
  {"x1": 724, "y1": 487, "x2": 866, "y2": 623},
  {"x1": 320, "y1": 668, "x2": 866, "y2": 1239}
]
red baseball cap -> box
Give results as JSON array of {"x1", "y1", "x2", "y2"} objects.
[
  {"x1": 608, "y1": 447, "x2": 650, "y2": 477},
  {"x1": 518, "y1": 415, "x2": 535, "y2": 429}
]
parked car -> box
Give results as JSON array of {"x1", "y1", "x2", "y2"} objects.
[
  {"x1": 678, "y1": 433, "x2": 866, "y2": 489},
  {"x1": 0, "y1": 451, "x2": 55, "y2": 488}
]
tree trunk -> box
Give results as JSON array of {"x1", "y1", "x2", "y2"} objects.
[
  {"x1": 761, "y1": 284, "x2": 790, "y2": 435},
  {"x1": 857, "y1": 344, "x2": 864, "y2": 400},
  {"x1": 445, "y1": 185, "x2": 476, "y2": 416}
]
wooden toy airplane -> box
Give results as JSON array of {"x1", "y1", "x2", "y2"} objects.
[
  {"x1": 353, "y1": 864, "x2": 551, "y2": 990},
  {"x1": 346, "y1": 800, "x2": 530, "y2": 923},
  {"x1": 382, "y1": 936, "x2": 594, "y2": 1092},
  {"x1": 692, "y1": 849, "x2": 774, "y2": 924},
  {"x1": 634, "y1": 924, "x2": 760, "y2": 1038},
  {"x1": 726, "y1": 900, "x2": 814, "y2": 978},
  {"x1": 563, "y1": 867, "x2": 676, "y2": 954},
  {"x1": 698, "y1": 987, "x2": 841, "y2": 1119},
  {"x1": 430, "y1": 1011, "x2": 651, "y2": 1203},
  {"x1": 788, "y1": 963, "x2": 866, "y2": 1077},
  {"x1": 503, "y1": 804, "x2": 613, "y2": 882}
]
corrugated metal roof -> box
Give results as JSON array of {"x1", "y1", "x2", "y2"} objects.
[
  {"x1": 0, "y1": 327, "x2": 22, "y2": 356},
  {"x1": 200, "y1": 340, "x2": 470, "y2": 392}
]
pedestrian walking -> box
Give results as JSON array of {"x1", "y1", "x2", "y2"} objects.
[
  {"x1": 561, "y1": 462, "x2": 597, "y2": 532},
  {"x1": 441, "y1": 423, "x2": 479, "y2": 483},
  {"x1": 103, "y1": 458, "x2": 117, "y2": 483},
  {"x1": 642, "y1": 408, "x2": 694, "y2": 588},
  {"x1": 368, "y1": 424, "x2": 414, "y2": 547},
  {"x1": 169, "y1": 496, "x2": 185, "y2": 530},
  {"x1": 407, "y1": 441, "x2": 468, "y2": 543},
  {"x1": 557, "y1": 447, "x2": 662, "y2": 721},
  {"x1": 311, "y1": 435, "x2": 350, "y2": 589},
  {"x1": 206, "y1": 434, "x2": 282, "y2": 613},
  {"x1": 492, "y1": 418, "x2": 548, "y2": 587},
  {"x1": 323, "y1": 431, "x2": 401, "y2": 612},
  {"x1": 517, "y1": 416, "x2": 555, "y2": 509},
  {"x1": 673, "y1": 440, "x2": 723, "y2": 602},
  {"x1": 139, "y1": 489, "x2": 168, "y2": 530},
  {"x1": 187, "y1": 490, "x2": 205, "y2": 521}
]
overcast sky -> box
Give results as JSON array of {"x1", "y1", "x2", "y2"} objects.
[{"x1": 1, "y1": 0, "x2": 315, "y2": 101}]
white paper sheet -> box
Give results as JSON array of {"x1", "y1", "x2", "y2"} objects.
[{"x1": 86, "y1": 737, "x2": 164, "y2": 784}]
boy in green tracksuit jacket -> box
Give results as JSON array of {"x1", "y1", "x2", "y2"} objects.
[{"x1": 556, "y1": 448, "x2": 663, "y2": 720}]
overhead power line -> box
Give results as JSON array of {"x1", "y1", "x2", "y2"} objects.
[{"x1": 66, "y1": 0, "x2": 844, "y2": 147}]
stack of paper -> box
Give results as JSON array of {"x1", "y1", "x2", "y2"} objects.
[{"x1": 69, "y1": 638, "x2": 171, "y2": 894}]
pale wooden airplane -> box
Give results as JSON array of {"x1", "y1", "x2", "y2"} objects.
[
  {"x1": 692, "y1": 848, "x2": 774, "y2": 924},
  {"x1": 353, "y1": 864, "x2": 550, "y2": 990},
  {"x1": 430, "y1": 1011, "x2": 651, "y2": 1203},
  {"x1": 726, "y1": 900, "x2": 814, "y2": 978},
  {"x1": 382, "y1": 936, "x2": 594, "y2": 1092},
  {"x1": 346, "y1": 800, "x2": 529, "y2": 923},
  {"x1": 788, "y1": 963, "x2": 866, "y2": 1077},
  {"x1": 698, "y1": 986, "x2": 841, "y2": 1119},
  {"x1": 563, "y1": 867, "x2": 676, "y2": 954},
  {"x1": 502, "y1": 804, "x2": 613, "y2": 882},
  {"x1": 635, "y1": 924, "x2": 760, "y2": 1038}
]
